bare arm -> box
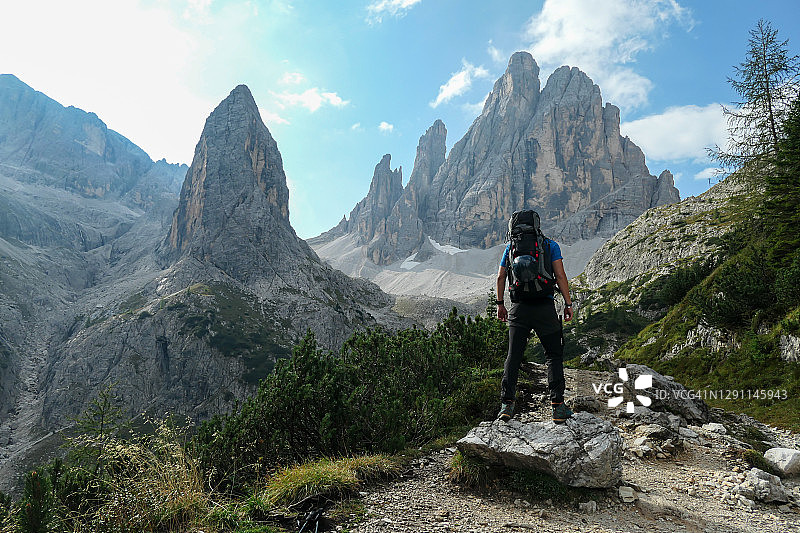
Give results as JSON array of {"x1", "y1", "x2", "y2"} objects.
[
  {"x1": 552, "y1": 258, "x2": 573, "y2": 321},
  {"x1": 496, "y1": 265, "x2": 508, "y2": 321}
]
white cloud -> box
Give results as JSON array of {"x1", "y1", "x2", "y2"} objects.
[
  {"x1": 367, "y1": 0, "x2": 423, "y2": 23},
  {"x1": 487, "y1": 40, "x2": 506, "y2": 64},
  {"x1": 378, "y1": 121, "x2": 394, "y2": 133},
  {"x1": 599, "y1": 68, "x2": 653, "y2": 111},
  {"x1": 620, "y1": 103, "x2": 727, "y2": 162},
  {"x1": 693, "y1": 167, "x2": 719, "y2": 181},
  {"x1": 463, "y1": 91, "x2": 491, "y2": 117},
  {"x1": 279, "y1": 72, "x2": 306, "y2": 85},
  {"x1": 351, "y1": 122, "x2": 363, "y2": 131},
  {"x1": 183, "y1": 0, "x2": 213, "y2": 22},
  {"x1": 260, "y1": 110, "x2": 290, "y2": 126},
  {"x1": 271, "y1": 88, "x2": 350, "y2": 112},
  {"x1": 525, "y1": 0, "x2": 694, "y2": 110},
  {"x1": 462, "y1": 101, "x2": 486, "y2": 117},
  {"x1": 430, "y1": 60, "x2": 490, "y2": 109}
]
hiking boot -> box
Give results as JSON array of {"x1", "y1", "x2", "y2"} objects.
[
  {"x1": 552, "y1": 402, "x2": 573, "y2": 424},
  {"x1": 497, "y1": 401, "x2": 515, "y2": 421}
]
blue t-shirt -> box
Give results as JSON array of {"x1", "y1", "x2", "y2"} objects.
[{"x1": 500, "y1": 238, "x2": 562, "y2": 300}]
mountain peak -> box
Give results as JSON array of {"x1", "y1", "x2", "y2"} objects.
[
  {"x1": 0, "y1": 73, "x2": 28, "y2": 90},
  {"x1": 507, "y1": 51, "x2": 538, "y2": 75},
  {"x1": 491, "y1": 51, "x2": 541, "y2": 105},
  {"x1": 160, "y1": 86, "x2": 292, "y2": 276},
  {"x1": 206, "y1": 84, "x2": 260, "y2": 125}
]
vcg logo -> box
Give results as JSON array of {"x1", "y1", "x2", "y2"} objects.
[{"x1": 592, "y1": 367, "x2": 653, "y2": 414}]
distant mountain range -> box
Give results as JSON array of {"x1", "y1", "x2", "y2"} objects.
[{"x1": 310, "y1": 52, "x2": 679, "y2": 301}]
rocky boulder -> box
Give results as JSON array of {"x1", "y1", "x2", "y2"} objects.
[
  {"x1": 764, "y1": 448, "x2": 800, "y2": 477},
  {"x1": 734, "y1": 468, "x2": 790, "y2": 503},
  {"x1": 622, "y1": 364, "x2": 709, "y2": 423},
  {"x1": 456, "y1": 412, "x2": 623, "y2": 488}
]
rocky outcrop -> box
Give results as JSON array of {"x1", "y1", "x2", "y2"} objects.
[
  {"x1": 318, "y1": 154, "x2": 405, "y2": 265},
  {"x1": 456, "y1": 413, "x2": 623, "y2": 488},
  {"x1": 310, "y1": 122, "x2": 447, "y2": 265},
  {"x1": 41, "y1": 85, "x2": 400, "y2": 431},
  {"x1": 733, "y1": 468, "x2": 790, "y2": 503},
  {"x1": 155, "y1": 85, "x2": 393, "y2": 324},
  {"x1": 350, "y1": 155, "x2": 403, "y2": 246},
  {"x1": 313, "y1": 52, "x2": 679, "y2": 267},
  {"x1": 779, "y1": 335, "x2": 800, "y2": 362},
  {"x1": 622, "y1": 364, "x2": 710, "y2": 423},
  {"x1": 159, "y1": 84, "x2": 295, "y2": 280},
  {"x1": 377, "y1": 120, "x2": 447, "y2": 264},
  {"x1": 582, "y1": 175, "x2": 743, "y2": 289}
]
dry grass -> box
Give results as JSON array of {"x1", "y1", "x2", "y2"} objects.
[
  {"x1": 70, "y1": 418, "x2": 212, "y2": 532},
  {"x1": 447, "y1": 451, "x2": 496, "y2": 489},
  {"x1": 261, "y1": 455, "x2": 402, "y2": 507}
]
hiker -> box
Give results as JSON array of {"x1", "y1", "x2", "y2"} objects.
[{"x1": 495, "y1": 210, "x2": 574, "y2": 424}]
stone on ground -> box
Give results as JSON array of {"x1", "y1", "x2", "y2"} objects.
[
  {"x1": 456, "y1": 412, "x2": 623, "y2": 488},
  {"x1": 764, "y1": 447, "x2": 800, "y2": 477},
  {"x1": 622, "y1": 364, "x2": 709, "y2": 423},
  {"x1": 733, "y1": 468, "x2": 789, "y2": 503}
]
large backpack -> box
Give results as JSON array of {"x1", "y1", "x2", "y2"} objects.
[{"x1": 506, "y1": 210, "x2": 556, "y2": 302}]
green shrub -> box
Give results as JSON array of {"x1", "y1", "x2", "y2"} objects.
[
  {"x1": 18, "y1": 470, "x2": 54, "y2": 533},
  {"x1": 195, "y1": 310, "x2": 508, "y2": 490},
  {"x1": 261, "y1": 455, "x2": 401, "y2": 506},
  {"x1": 742, "y1": 449, "x2": 782, "y2": 477},
  {"x1": 775, "y1": 251, "x2": 800, "y2": 311},
  {"x1": 0, "y1": 490, "x2": 11, "y2": 529},
  {"x1": 448, "y1": 452, "x2": 495, "y2": 488},
  {"x1": 640, "y1": 259, "x2": 716, "y2": 309},
  {"x1": 694, "y1": 245, "x2": 776, "y2": 329},
  {"x1": 580, "y1": 306, "x2": 650, "y2": 336},
  {"x1": 506, "y1": 469, "x2": 567, "y2": 501}
]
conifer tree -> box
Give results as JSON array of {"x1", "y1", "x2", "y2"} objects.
[
  {"x1": 764, "y1": 96, "x2": 800, "y2": 261},
  {"x1": 712, "y1": 19, "x2": 799, "y2": 173}
]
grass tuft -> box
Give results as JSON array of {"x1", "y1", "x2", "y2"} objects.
[
  {"x1": 262, "y1": 455, "x2": 402, "y2": 507},
  {"x1": 447, "y1": 451, "x2": 497, "y2": 489},
  {"x1": 741, "y1": 449, "x2": 782, "y2": 477}
]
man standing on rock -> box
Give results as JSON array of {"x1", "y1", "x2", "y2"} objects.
[{"x1": 495, "y1": 210, "x2": 573, "y2": 424}]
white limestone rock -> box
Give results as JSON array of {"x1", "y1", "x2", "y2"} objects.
[
  {"x1": 734, "y1": 468, "x2": 789, "y2": 503},
  {"x1": 456, "y1": 412, "x2": 623, "y2": 488},
  {"x1": 764, "y1": 448, "x2": 800, "y2": 476}
]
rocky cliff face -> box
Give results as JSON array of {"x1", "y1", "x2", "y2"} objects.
[
  {"x1": 310, "y1": 122, "x2": 447, "y2": 265},
  {"x1": 159, "y1": 85, "x2": 293, "y2": 280},
  {"x1": 581, "y1": 176, "x2": 742, "y2": 289},
  {"x1": 38, "y1": 85, "x2": 399, "y2": 428},
  {"x1": 565, "y1": 176, "x2": 744, "y2": 368},
  {"x1": 313, "y1": 52, "x2": 679, "y2": 269},
  {"x1": 0, "y1": 74, "x2": 185, "y2": 209},
  {"x1": 0, "y1": 75, "x2": 186, "y2": 453},
  {"x1": 426, "y1": 54, "x2": 678, "y2": 247}
]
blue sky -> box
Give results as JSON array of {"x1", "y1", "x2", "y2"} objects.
[{"x1": 2, "y1": 1, "x2": 799, "y2": 238}]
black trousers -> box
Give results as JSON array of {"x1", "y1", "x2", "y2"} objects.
[{"x1": 501, "y1": 299, "x2": 565, "y2": 404}]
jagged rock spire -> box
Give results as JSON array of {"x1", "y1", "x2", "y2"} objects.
[{"x1": 160, "y1": 85, "x2": 293, "y2": 277}]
